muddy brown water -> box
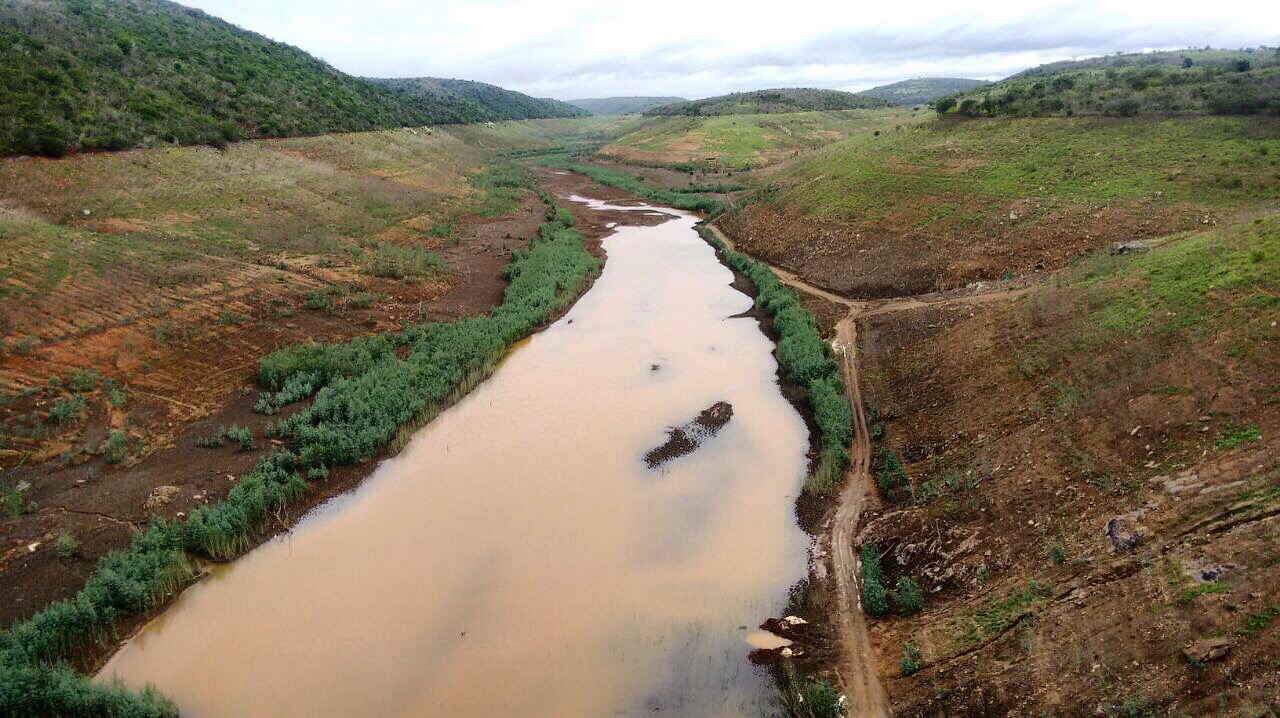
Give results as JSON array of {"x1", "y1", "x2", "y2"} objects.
[{"x1": 99, "y1": 199, "x2": 811, "y2": 717}]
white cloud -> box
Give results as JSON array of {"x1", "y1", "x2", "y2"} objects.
[{"x1": 181, "y1": 0, "x2": 1280, "y2": 98}]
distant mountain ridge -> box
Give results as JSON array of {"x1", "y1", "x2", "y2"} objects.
[
  {"x1": 858, "y1": 78, "x2": 989, "y2": 106},
  {"x1": 566, "y1": 97, "x2": 687, "y2": 115},
  {"x1": 644, "y1": 88, "x2": 890, "y2": 116},
  {"x1": 0, "y1": 0, "x2": 581, "y2": 156}
]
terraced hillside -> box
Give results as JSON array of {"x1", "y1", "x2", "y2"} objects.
[
  {"x1": 721, "y1": 115, "x2": 1280, "y2": 296},
  {"x1": 0, "y1": 125, "x2": 552, "y2": 483},
  {"x1": 855, "y1": 214, "x2": 1278, "y2": 714}
]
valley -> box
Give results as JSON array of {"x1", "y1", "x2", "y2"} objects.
[{"x1": 0, "y1": 3, "x2": 1277, "y2": 715}]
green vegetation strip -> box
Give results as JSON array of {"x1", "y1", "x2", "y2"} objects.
[
  {"x1": 698, "y1": 226, "x2": 852, "y2": 496},
  {"x1": 0, "y1": 207, "x2": 598, "y2": 715},
  {"x1": 540, "y1": 156, "x2": 726, "y2": 216}
]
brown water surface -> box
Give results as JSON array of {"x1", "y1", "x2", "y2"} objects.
[{"x1": 100, "y1": 199, "x2": 810, "y2": 717}]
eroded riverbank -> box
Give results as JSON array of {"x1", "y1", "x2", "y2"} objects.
[{"x1": 99, "y1": 196, "x2": 812, "y2": 716}]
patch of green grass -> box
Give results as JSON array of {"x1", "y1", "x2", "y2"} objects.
[
  {"x1": 1235, "y1": 604, "x2": 1279, "y2": 637},
  {"x1": 1176, "y1": 581, "x2": 1230, "y2": 605},
  {"x1": 1216, "y1": 423, "x2": 1262, "y2": 449},
  {"x1": 951, "y1": 580, "x2": 1052, "y2": 649}
]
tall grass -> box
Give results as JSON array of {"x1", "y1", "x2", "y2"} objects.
[
  {"x1": 698, "y1": 226, "x2": 852, "y2": 496},
  {"x1": 0, "y1": 202, "x2": 598, "y2": 715}
]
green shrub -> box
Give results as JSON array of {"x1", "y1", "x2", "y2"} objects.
[
  {"x1": 226, "y1": 425, "x2": 254, "y2": 452},
  {"x1": 1049, "y1": 543, "x2": 1066, "y2": 564},
  {"x1": 55, "y1": 531, "x2": 78, "y2": 558},
  {"x1": 861, "y1": 543, "x2": 889, "y2": 616},
  {"x1": 799, "y1": 678, "x2": 844, "y2": 718},
  {"x1": 105, "y1": 431, "x2": 128, "y2": 464},
  {"x1": 196, "y1": 427, "x2": 227, "y2": 448},
  {"x1": 891, "y1": 576, "x2": 923, "y2": 615},
  {"x1": 874, "y1": 447, "x2": 912, "y2": 502},
  {"x1": 67, "y1": 368, "x2": 101, "y2": 393},
  {"x1": 47, "y1": 395, "x2": 87, "y2": 425},
  {"x1": 3, "y1": 484, "x2": 27, "y2": 517},
  {"x1": 900, "y1": 642, "x2": 922, "y2": 676}
]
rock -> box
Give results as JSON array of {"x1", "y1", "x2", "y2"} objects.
[
  {"x1": 1105, "y1": 515, "x2": 1144, "y2": 553},
  {"x1": 783, "y1": 615, "x2": 808, "y2": 626},
  {"x1": 1089, "y1": 558, "x2": 1140, "y2": 584},
  {"x1": 144, "y1": 485, "x2": 181, "y2": 511},
  {"x1": 1109, "y1": 241, "x2": 1149, "y2": 255},
  {"x1": 1183, "y1": 638, "x2": 1232, "y2": 663}
]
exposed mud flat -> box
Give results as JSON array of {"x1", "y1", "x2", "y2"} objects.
[
  {"x1": 644, "y1": 400, "x2": 734, "y2": 468},
  {"x1": 99, "y1": 198, "x2": 811, "y2": 717}
]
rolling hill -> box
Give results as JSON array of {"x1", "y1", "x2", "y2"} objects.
[
  {"x1": 0, "y1": 0, "x2": 581, "y2": 157},
  {"x1": 936, "y1": 47, "x2": 1280, "y2": 117},
  {"x1": 643, "y1": 88, "x2": 890, "y2": 116},
  {"x1": 369, "y1": 78, "x2": 585, "y2": 122},
  {"x1": 566, "y1": 97, "x2": 688, "y2": 116},
  {"x1": 858, "y1": 77, "x2": 989, "y2": 106}
]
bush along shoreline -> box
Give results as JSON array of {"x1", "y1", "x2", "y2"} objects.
[
  {"x1": 697, "y1": 224, "x2": 852, "y2": 496},
  {"x1": 0, "y1": 203, "x2": 599, "y2": 715}
]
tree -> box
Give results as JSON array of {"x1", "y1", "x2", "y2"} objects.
[
  {"x1": 933, "y1": 96, "x2": 956, "y2": 116},
  {"x1": 1181, "y1": 57, "x2": 1193, "y2": 68}
]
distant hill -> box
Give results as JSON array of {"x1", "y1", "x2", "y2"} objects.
[
  {"x1": 0, "y1": 0, "x2": 580, "y2": 157},
  {"x1": 643, "y1": 88, "x2": 890, "y2": 116},
  {"x1": 936, "y1": 47, "x2": 1280, "y2": 117},
  {"x1": 369, "y1": 78, "x2": 585, "y2": 122},
  {"x1": 858, "y1": 78, "x2": 989, "y2": 106},
  {"x1": 566, "y1": 97, "x2": 687, "y2": 116}
]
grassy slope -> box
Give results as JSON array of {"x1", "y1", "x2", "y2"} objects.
[
  {"x1": 599, "y1": 108, "x2": 909, "y2": 169},
  {"x1": 937, "y1": 47, "x2": 1280, "y2": 117},
  {"x1": 724, "y1": 115, "x2": 1280, "y2": 295},
  {"x1": 367, "y1": 77, "x2": 586, "y2": 121},
  {"x1": 0, "y1": 0, "x2": 578, "y2": 157},
  {"x1": 856, "y1": 214, "x2": 1278, "y2": 714},
  {"x1": 858, "y1": 78, "x2": 989, "y2": 106},
  {"x1": 643, "y1": 88, "x2": 890, "y2": 116}
]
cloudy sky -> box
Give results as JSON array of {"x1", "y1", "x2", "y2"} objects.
[{"x1": 182, "y1": 0, "x2": 1278, "y2": 100}]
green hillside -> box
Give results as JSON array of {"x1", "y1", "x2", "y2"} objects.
[
  {"x1": 567, "y1": 97, "x2": 687, "y2": 115},
  {"x1": 369, "y1": 78, "x2": 585, "y2": 122},
  {"x1": 0, "y1": 0, "x2": 578, "y2": 157},
  {"x1": 936, "y1": 47, "x2": 1280, "y2": 117},
  {"x1": 643, "y1": 88, "x2": 889, "y2": 116},
  {"x1": 858, "y1": 77, "x2": 989, "y2": 106}
]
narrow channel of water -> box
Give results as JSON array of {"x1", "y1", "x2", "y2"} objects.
[{"x1": 100, "y1": 199, "x2": 811, "y2": 717}]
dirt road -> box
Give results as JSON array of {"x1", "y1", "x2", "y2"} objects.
[{"x1": 707, "y1": 222, "x2": 1035, "y2": 716}]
